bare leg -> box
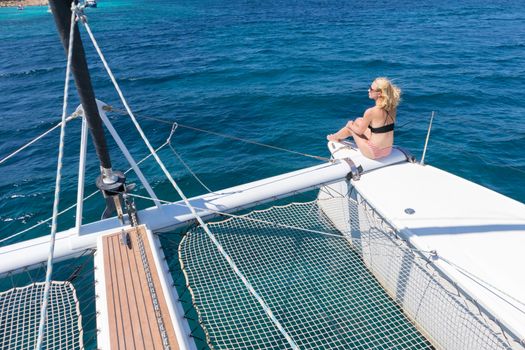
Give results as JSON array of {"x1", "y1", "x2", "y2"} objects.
[
  {"x1": 327, "y1": 121, "x2": 354, "y2": 142},
  {"x1": 352, "y1": 133, "x2": 375, "y2": 159}
]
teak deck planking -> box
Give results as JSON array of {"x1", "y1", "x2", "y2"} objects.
[{"x1": 101, "y1": 225, "x2": 179, "y2": 349}]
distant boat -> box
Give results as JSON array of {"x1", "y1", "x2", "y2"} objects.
[
  {"x1": 17, "y1": 4, "x2": 24, "y2": 10},
  {"x1": 85, "y1": 0, "x2": 97, "y2": 8}
]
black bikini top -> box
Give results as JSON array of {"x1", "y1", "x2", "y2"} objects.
[{"x1": 368, "y1": 110, "x2": 395, "y2": 134}]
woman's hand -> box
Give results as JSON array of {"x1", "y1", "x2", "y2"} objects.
[{"x1": 328, "y1": 119, "x2": 356, "y2": 142}]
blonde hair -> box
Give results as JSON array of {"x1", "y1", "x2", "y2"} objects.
[{"x1": 374, "y1": 77, "x2": 401, "y2": 111}]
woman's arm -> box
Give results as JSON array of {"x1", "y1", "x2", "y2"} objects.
[
  {"x1": 327, "y1": 122, "x2": 353, "y2": 141},
  {"x1": 327, "y1": 109, "x2": 373, "y2": 142},
  {"x1": 349, "y1": 110, "x2": 373, "y2": 135}
]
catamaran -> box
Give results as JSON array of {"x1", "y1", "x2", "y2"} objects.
[{"x1": 1, "y1": 1, "x2": 524, "y2": 349}]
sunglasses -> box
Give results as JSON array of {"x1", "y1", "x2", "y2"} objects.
[{"x1": 368, "y1": 85, "x2": 379, "y2": 92}]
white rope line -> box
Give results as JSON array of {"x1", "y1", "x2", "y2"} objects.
[
  {"x1": 0, "y1": 113, "x2": 79, "y2": 166},
  {"x1": 0, "y1": 138, "x2": 170, "y2": 245},
  {"x1": 130, "y1": 191, "x2": 525, "y2": 317},
  {"x1": 35, "y1": 5, "x2": 76, "y2": 349},
  {"x1": 127, "y1": 192, "x2": 447, "y2": 253},
  {"x1": 437, "y1": 255, "x2": 525, "y2": 314},
  {"x1": 82, "y1": 20, "x2": 299, "y2": 349},
  {"x1": 127, "y1": 193, "x2": 351, "y2": 240},
  {"x1": 108, "y1": 106, "x2": 525, "y2": 177},
  {"x1": 105, "y1": 106, "x2": 332, "y2": 163},
  {"x1": 166, "y1": 123, "x2": 214, "y2": 193}
]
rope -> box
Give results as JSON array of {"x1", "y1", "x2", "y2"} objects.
[
  {"x1": 82, "y1": 20, "x2": 299, "y2": 349},
  {"x1": 35, "y1": 5, "x2": 76, "y2": 349},
  {"x1": 0, "y1": 136, "x2": 170, "y2": 245},
  {"x1": 105, "y1": 106, "x2": 331, "y2": 163},
  {"x1": 437, "y1": 255, "x2": 525, "y2": 314},
  {"x1": 166, "y1": 123, "x2": 214, "y2": 193},
  {"x1": 127, "y1": 193, "x2": 351, "y2": 240},
  {"x1": 130, "y1": 189, "x2": 525, "y2": 317},
  {"x1": 0, "y1": 113, "x2": 79, "y2": 166}
]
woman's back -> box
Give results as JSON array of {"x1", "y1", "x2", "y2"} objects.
[{"x1": 367, "y1": 106, "x2": 395, "y2": 149}]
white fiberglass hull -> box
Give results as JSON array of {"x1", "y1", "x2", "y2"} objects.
[
  {"x1": 0, "y1": 159, "x2": 358, "y2": 276},
  {"x1": 319, "y1": 141, "x2": 525, "y2": 350}
]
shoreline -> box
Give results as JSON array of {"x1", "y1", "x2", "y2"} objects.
[{"x1": 0, "y1": 0, "x2": 48, "y2": 7}]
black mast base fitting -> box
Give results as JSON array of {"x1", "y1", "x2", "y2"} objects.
[
  {"x1": 96, "y1": 171, "x2": 126, "y2": 197},
  {"x1": 97, "y1": 170, "x2": 127, "y2": 220}
]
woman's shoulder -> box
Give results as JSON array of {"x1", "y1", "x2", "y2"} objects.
[{"x1": 365, "y1": 106, "x2": 383, "y2": 116}]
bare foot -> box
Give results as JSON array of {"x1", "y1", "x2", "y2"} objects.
[{"x1": 327, "y1": 134, "x2": 340, "y2": 142}]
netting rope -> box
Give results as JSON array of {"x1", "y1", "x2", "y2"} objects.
[
  {"x1": 1, "y1": 281, "x2": 83, "y2": 350},
  {"x1": 174, "y1": 195, "x2": 523, "y2": 350}
]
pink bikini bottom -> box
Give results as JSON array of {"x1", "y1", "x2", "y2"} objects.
[{"x1": 365, "y1": 141, "x2": 392, "y2": 159}]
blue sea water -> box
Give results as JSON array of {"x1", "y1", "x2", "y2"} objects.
[{"x1": 1, "y1": 0, "x2": 524, "y2": 243}]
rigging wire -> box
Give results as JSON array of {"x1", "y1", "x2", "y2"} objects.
[
  {"x1": 165, "y1": 123, "x2": 214, "y2": 193},
  {"x1": 35, "y1": 5, "x2": 77, "y2": 349},
  {"x1": 0, "y1": 135, "x2": 171, "y2": 245},
  {"x1": 0, "y1": 113, "x2": 80, "y2": 165},
  {"x1": 127, "y1": 191, "x2": 525, "y2": 317},
  {"x1": 82, "y1": 18, "x2": 299, "y2": 348},
  {"x1": 105, "y1": 106, "x2": 332, "y2": 163}
]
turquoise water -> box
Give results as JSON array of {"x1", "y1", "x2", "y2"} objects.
[{"x1": 1, "y1": 0, "x2": 525, "y2": 242}]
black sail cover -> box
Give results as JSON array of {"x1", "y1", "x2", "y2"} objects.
[{"x1": 49, "y1": 0, "x2": 112, "y2": 170}]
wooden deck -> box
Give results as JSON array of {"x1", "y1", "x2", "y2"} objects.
[{"x1": 98, "y1": 225, "x2": 179, "y2": 350}]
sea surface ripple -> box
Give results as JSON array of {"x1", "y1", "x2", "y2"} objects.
[{"x1": 0, "y1": 0, "x2": 524, "y2": 243}]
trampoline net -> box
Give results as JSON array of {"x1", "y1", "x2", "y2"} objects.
[
  {"x1": 0, "y1": 250, "x2": 97, "y2": 350},
  {"x1": 0, "y1": 281, "x2": 82, "y2": 350},
  {"x1": 177, "y1": 193, "x2": 521, "y2": 350}
]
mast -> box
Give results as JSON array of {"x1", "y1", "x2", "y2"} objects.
[
  {"x1": 49, "y1": 0, "x2": 130, "y2": 223},
  {"x1": 49, "y1": 0, "x2": 112, "y2": 172}
]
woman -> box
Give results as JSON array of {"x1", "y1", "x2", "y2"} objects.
[{"x1": 327, "y1": 77, "x2": 401, "y2": 159}]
